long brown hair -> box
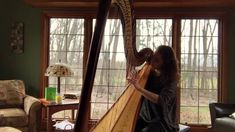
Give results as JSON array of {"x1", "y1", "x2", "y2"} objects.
[{"x1": 156, "y1": 45, "x2": 179, "y2": 83}]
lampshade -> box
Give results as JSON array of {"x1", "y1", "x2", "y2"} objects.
[{"x1": 45, "y1": 63, "x2": 73, "y2": 77}]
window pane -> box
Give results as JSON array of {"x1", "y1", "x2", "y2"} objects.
[
  {"x1": 91, "y1": 86, "x2": 108, "y2": 102},
  {"x1": 91, "y1": 103, "x2": 108, "y2": 119},
  {"x1": 199, "y1": 106, "x2": 211, "y2": 124},
  {"x1": 136, "y1": 19, "x2": 172, "y2": 36},
  {"x1": 94, "y1": 69, "x2": 110, "y2": 86},
  {"x1": 181, "y1": 71, "x2": 199, "y2": 88},
  {"x1": 199, "y1": 89, "x2": 217, "y2": 106},
  {"x1": 108, "y1": 69, "x2": 126, "y2": 86},
  {"x1": 180, "y1": 19, "x2": 219, "y2": 125},
  {"x1": 181, "y1": 19, "x2": 218, "y2": 37},
  {"x1": 101, "y1": 36, "x2": 125, "y2": 52},
  {"x1": 180, "y1": 107, "x2": 198, "y2": 124},
  {"x1": 181, "y1": 53, "x2": 200, "y2": 71},
  {"x1": 136, "y1": 19, "x2": 172, "y2": 51},
  {"x1": 50, "y1": 18, "x2": 68, "y2": 34},
  {"x1": 50, "y1": 35, "x2": 66, "y2": 51},
  {"x1": 198, "y1": 55, "x2": 218, "y2": 71},
  {"x1": 67, "y1": 35, "x2": 84, "y2": 51},
  {"x1": 49, "y1": 51, "x2": 67, "y2": 64},
  {"x1": 50, "y1": 18, "x2": 84, "y2": 34},
  {"x1": 108, "y1": 86, "x2": 126, "y2": 103},
  {"x1": 67, "y1": 52, "x2": 83, "y2": 68},
  {"x1": 199, "y1": 72, "x2": 218, "y2": 90},
  {"x1": 109, "y1": 53, "x2": 126, "y2": 69},
  {"x1": 136, "y1": 36, "x2": 155, "y2": 50},
  {"x1": 181, "y1": 88, "x2": 198, "y2": 106}
]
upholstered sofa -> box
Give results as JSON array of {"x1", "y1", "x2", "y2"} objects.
[
  {"x1": 209, "y1": 103, "x2": 235, "y2": 132},
  {"x1": 0, "y1": 80, "x2": 41, "y2": 132}
]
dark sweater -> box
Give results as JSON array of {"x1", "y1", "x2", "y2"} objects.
[{"x1": 139, "y1": 70, "x2": 179, "y2": 131}]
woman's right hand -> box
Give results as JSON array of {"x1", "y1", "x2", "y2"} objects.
[{"x1": 127, "y1": 70, "x2": 142, "y2": 91}]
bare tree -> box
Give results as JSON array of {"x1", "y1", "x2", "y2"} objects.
[{"x1": 201, "y1": 20, "x2": 217, "y2": 90}]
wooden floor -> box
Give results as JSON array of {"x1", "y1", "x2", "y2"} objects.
[
  {"x1": 40, "y1": 119, "x2": 212, "y2": 132},
  {"x1": 39, "y1": 127, "x2": 212, "y2": 132}
]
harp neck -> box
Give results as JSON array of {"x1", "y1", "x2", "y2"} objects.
[{"x1": 74, "y1": 0, "x2": 112, "y2": 131}]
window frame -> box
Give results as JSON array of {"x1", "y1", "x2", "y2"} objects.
[
  {"x1": 40, "y1": 11, "x2": 94, "y2": 98},
  {"x1": 40, "y1": 9, "x2": 228, "y2": 127}
]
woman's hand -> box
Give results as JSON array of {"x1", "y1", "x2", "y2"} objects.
[
  {"x1": 127, "y1": 69, "x2": 159, "y2": 104},
  {"x1": 127, "y1": 70, "x2": 142, "y2": 91}
]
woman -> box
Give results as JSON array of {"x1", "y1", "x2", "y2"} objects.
[{"x1": 128, "y1": 45, "x2": 179, "y2": 132}]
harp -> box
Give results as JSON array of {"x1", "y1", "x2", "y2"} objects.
[{"x1": 75, "y1": 0, "x2": 153, "y2": 131}]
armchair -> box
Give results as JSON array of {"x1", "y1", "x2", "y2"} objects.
[
  {"x1": 209, "y1": 103, "x2": 235, "y2": 132},
  {"x1": 0, "y1": 80, "x2": 41, "y2": 132}
]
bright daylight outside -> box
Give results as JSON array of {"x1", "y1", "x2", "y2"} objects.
[{"x1": 48, "y1": 18, "x2": 219, "y2": 125}]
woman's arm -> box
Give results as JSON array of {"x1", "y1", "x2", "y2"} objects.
[
  {"x1": 137, "y1": 86, "x2": 159, "y2": 104},
  {"x1": 127, "y1": 77, "x2": 159, "y2": 104}
]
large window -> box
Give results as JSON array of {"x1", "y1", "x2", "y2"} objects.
[{"x1": 42, "y1": 12, "x2": 225, "y2": 126}]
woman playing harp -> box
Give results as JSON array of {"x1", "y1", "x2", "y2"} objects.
[
  {"x1": 75, "y1": 0, "x2": 179, "y2": 131},
  {"x1": 128, "y1": 45, "x2": 179, "y2": 132}
]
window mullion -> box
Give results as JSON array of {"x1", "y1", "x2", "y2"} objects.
[{"x1": 172, "y1": 17, "x2": 181, "y2": 123}]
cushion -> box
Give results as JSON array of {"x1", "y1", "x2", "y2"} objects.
[
  {"x1": 0, "y1": 108, "x2": 28, "y2": 127},
  {"x1": 215, "y1": 117, "x2": 235, "y2": 132},
  {"x1": 0, "y1": 127, "x2": 22, "y2": 132},
  {"x1": 0, "y1": 80, "x2": 25, "y2": 108}
]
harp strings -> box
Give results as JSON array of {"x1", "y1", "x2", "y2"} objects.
[
  {"x1": 106, "y1": 8, "x2": 131, "y2": 130},
  {"x1": 90, "y1": 0, "x2": 148, "y2": 131},
  {"x1": 91, "y1": 6, "x2": 128, "y2": 130},
  {"x1": 105, "y1": 0, "x2": 136, "y2": 129}
]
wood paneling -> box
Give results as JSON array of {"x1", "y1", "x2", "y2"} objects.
[
  {"x1": 24, "y1": 0, "x2": 235, "y2": 8},
  {"x1": 24, "y1": 0, "x2": 98, "y2": 8}
]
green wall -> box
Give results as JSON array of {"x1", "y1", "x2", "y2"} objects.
[
  {"x1": 0, "y1": 0, "x2": 235, "y2": 102},
  {"x1": 0, "y1": 0, "x2": 41, "y2": 97}
]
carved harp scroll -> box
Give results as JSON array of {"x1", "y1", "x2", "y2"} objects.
[
  {"x1": 74, "y1": 0, "x2": 153, "y2": 131},
  {"x1": 112, "y1": 0, "x2": 153, "y2": 66}
]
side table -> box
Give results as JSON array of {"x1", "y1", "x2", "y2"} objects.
[{"x1": 40, "y1": 98, "x2": 79, "y2": 132}]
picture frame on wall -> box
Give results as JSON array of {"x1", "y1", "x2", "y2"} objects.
[{"x1": 10, "y1": 22, "x2": 24, "y2": 54}]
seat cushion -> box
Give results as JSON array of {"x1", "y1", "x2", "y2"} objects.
[
  {"x1": 0, "y1": 127, "x2": 21, "y2": 132},
  {"x1": 215, "y1": 117, "x2": 235, "y2": 132},
  {"x1": 0, "y1": 127, "x2": 22, "y2": 132},
  {"x1": 0, "y1": 80, "x2": 26, "y2": 108},
  {"x1": 0, "y1": 108, "x2": 28, "y2": 127}
]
